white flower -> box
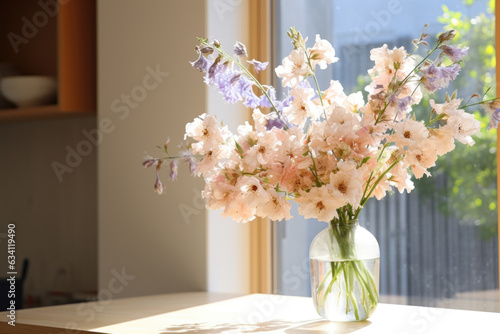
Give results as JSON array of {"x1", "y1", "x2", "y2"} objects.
[
  {"x1": 309, "y1": 34, "x2": 338, "y2": 70},
  {"x1": 296, "y1": 186, "x2": 342, "y2": 222},
  {"x1": 275, "y1": 49, "x2": 311, "y2": 88}
]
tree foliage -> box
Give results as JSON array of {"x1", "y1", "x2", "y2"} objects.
[{"x1": 414, "y1": 0, "x2": 497, "y2": 239}]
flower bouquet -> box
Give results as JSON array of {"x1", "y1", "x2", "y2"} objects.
[{"x1": 143, "y1": 27, "x2": 498, "y2": 321}]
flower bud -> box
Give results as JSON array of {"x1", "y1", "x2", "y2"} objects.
[
  {"x1": 154, "y1": 170, "x2": 164, "y2": 194},
  {"x1": 437, "y1": 29, "x2": 456, "y2": 45},
  {"x1": 142, "y1": 155, "x2": 158, "y2": 168}
]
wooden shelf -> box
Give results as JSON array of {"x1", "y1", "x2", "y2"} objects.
[
  {"x1": 0, "y1": 0, "x2": 96, "y2": 123},
  {"x1": 0, "y1": 105, "x2": 94, "y2": 122}
]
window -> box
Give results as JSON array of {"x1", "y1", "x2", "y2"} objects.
[{"x1": 273, "y1": 0, "x2": 499, "y2": 312}]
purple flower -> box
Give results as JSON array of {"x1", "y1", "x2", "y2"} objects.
[
  {"x1": 242, "y1": 89, "x2": 261, "y2": 108},
  {"x1": 208, "y1": 58, "x2": 223, "y2": 80},
  {"x1": 297, "y1": 81, "x2": 311, "y2": 89},
  {"x1": 234, "y1": 41, "x2": 247, "y2": 57},
  {"x1": 281, "y1": 94, "x2": 294, "y2": 108},
  {"x1": 259, "y1": 87, "x2": 277, "y2": 108},
  {"x1": 190, "y1": 53, "x2": 209, "y2": 72},
  {"x1": 420, "y1": 63, "x2": 461, "y2": 92},
  {"x1": 441, "y1": 45, "x2": 469, "y2": 62},
  {"x1": 183, "y1": 155, "x2": 197, "y2": 176},
  {"x1": 388, "y1": 94, "x2": 412, "y2": 119},
  {"x1": 142, "y1": 156, "x2": 158, "y2": 168},
  {"x1": 247, "y1": 59, "x2": 268, "y2": 73},
  {"x1": 488, "y1": 108, "x2": 500, "y2": 130},
  {"x1": 154, "y1": 170, "x2": 164, "y2": 194},
  {"x1": 265, "y1": 116, "x2": 287, "y2": 130},
  {"x1": 169, "y1": 160, "x2": 179, "y2": 181}
]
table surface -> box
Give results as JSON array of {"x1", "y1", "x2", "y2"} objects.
[{"x1": 1, "y1": 292, "x2": 500, "y2": 333}]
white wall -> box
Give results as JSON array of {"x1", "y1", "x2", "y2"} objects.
[
  {"x1": 206, "y1": 0, "x2": 251, "y2": 294},
  {"x1": 98, "y1": 0, "x2": 253, "y2": 297},
  {"x1": 0, "y1": 117, "x2": 97, "y2": 304},
  {"x1": 98, "y1": 0, "x2": 208, "y2": 297}
]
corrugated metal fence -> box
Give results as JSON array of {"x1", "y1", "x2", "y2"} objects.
[{"x1": 358, "y1": 175, "x2": 499, "y2": 304}]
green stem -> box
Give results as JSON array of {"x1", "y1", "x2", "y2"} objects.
[
  {"x1": 309, "y1": 151, "x2": 323, "y2": 187},
  {"x1": 304, "y1": 50, "x2": 328, "y2": 120},
  {"x1": 461, "y1": 97, "x2": 500, "y2": 109},
  {"x1": 400, "y1": 45, "x2": 440, "y2": 87},
  {"x1": 359, "y1": 158, "x2": 402, "y2": 208}
]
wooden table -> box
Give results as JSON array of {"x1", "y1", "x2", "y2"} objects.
[{"x1": 1, "y1": 292, "x2": 499, "y2": 333}]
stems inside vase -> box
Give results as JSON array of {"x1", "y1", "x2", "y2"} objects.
[{"x1": 314, "y1": 220, "x2": 379, "y2": 321}]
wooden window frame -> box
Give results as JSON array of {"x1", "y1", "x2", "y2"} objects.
[
  {"x1": 249, "y1": 0, "x2": 273, "y2": 294},
  {"x1": 496, "y1": 0, "x2": 500, "y2": 306},
  {"x1": 251, "y1": 0, "x2": 500, "y2": 302}
]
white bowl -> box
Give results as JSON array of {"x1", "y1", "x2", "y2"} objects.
[{"x1": 0, "y1": 76, "x2": 57, "y2": 108}]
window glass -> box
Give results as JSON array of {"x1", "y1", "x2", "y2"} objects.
[{"x1": 274, "y1": 0, "x2": 498, "y2": 312}]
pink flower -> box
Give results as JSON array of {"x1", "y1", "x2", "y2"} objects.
[
  {"x1": 185, "y1": 113, "x2": 229, "y2": 154},
  {"x1": 309, "y1": 34, "x2": 338, "y2": 70},
  {"x1": 388, "y1": 162, "x2": 414, "y2": 194},
  {"x1": 322, "y1": 80, "x2": 347, "y2": 106},
  {"x1": 244, "y1": 131, "x2": 280, "y2": 170},
  {"x1": 280, "y1": 161, "x2": 315, "y2": 194},
  {"x1": 196, "y1": 146, "x2": 226, "y2": 176},
  {"x1": 329, "y1": 161, "x2": 364, "y2": 207},
  {"x1": 403, "y1": 139, "x2": 438, "y2": 179},
  {"x1": 275, "y1": 49, "x2": 312, "y2": 88},
  {"x1": 390, "y1": 119, "x2": 429, "y2": 151},
  {"x1": 257, "y1": 188, "x2": 292, "y2": 221},
  {"x1": 283, "y1": 88, "x2": 322, "y2": 126},
  {"x1": 296, "y1": 186, "x2": 342, "y2": 222},
  {"x1": 236, "y1": 176, "x2": 270, "y2": 209},
  {"x1": 429, "y1": 98, "x2": 462, "y2": 116},
  {"x1": 444, "y1": 110, "x2": 481, "y2": 146},
  {"x1": 429, "y1": 128, "x2": 455, "y2": 156},
  {"x1": 368, "y1": 45, "x2": 412, "y2": 84}
]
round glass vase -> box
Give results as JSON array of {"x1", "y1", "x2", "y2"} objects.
[{"x1": 309, "y1": 220, "x2": 380, "y2": 322}]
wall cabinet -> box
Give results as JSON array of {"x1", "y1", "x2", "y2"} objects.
[{"x1": 0, "y1": 0, "x2": 96, "y2": 122}]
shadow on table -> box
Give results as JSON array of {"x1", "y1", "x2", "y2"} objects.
[
  {"x1": 158, "y1": 319, "x2": 372, "y2": 333},
  {"x1": 285, "y1": 319, "x2": 372, "y2": 333}
]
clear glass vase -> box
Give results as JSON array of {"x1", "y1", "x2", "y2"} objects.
[{"x1": 309, "y1": 220, "x2": 380, "y2": 322}]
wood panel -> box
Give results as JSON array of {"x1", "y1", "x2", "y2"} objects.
[
  {"x1": 249, "y1": 0, "x2": 273, "y2": 294},
  {"x1": 0, "y1": 322, "x2": 105, "y2": 334},
  {"x1": 0, "y1": 105, "x2": 93, "y2": 122},
  {"x1": 0, "y1": 0, "x2": 58, "y2": 77},
  {"x1": 496, "y1": 0, "x2": 500, "y2": 308},
  {"x1": 59, "y1": 0, "x2": 96, "y2": 112}
]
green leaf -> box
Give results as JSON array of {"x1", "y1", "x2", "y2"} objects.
[
  {"x1": 234, "y1": 140, "x2": 244, "y2": 157},
  {"x1": 360, "y1": 156, "x2": 370, "y2": 167}
]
